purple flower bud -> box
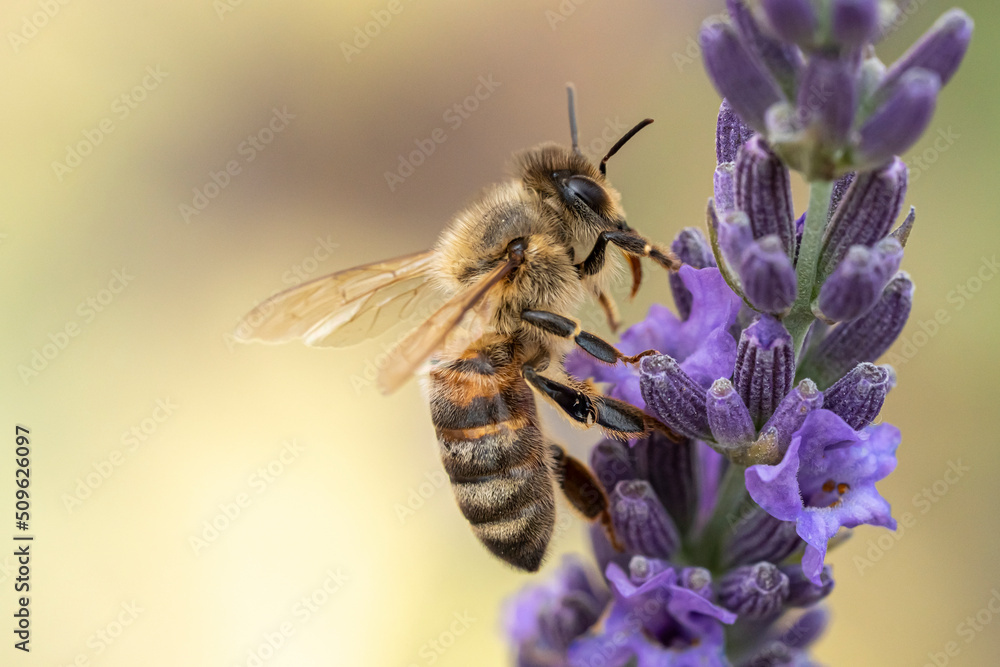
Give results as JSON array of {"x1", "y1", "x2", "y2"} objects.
[
  {"x1": 700, "y1": 18, "x2": 785, "y2": 133},
  {"x1": 782, "y1": 607, "x2": 830, "y2": 649},
  {"x1": 725, "y1": 507, "x2": 802, "y2": 568},
  {"x1": 707, "y1": 378, "x2": 757, "y2": 450},
  {"x1": 797, "y1": 56, "x2": 857, "y2": 144},
  {"x1": 639, "y1": 355, "x2": 712, "y2": 441},
  {"x1": 760, "y1": 0, "x2": 817, "y2": 47},
  {"x1": 726, "y1": 0, "x2": 803, "y2": 93},
  {"x1": 632, "y1": 433, "x2": 699, "y2": 535},
  {"x1": 881, "y1": 9, "x2": 974, "y2": 90},
  {"x1": 733, "y1": 316, "x2": 795, "y2": 427},
  {"x1": 628, "y1": 555, "x2": 670, "y2": 584},
  {"x1": 802, "y1": 272, "x2": 914, "y2": 388},
  {"x1": 858, "y1": 68, "x2": 940, "y2": 168},
  {"x1": 739, "y1": 236, "x2": 798, "y2": 314},
  {"x1": 590, "y1": 439, "x2": 635, "y2": 495},
  {"x1": 610, "y1": 480, "x2": 680, "y2": 559},
  {"x1": 758, "y1": 379, "x2": 824, "y2": 456},
  {"x1": 717, "y1": 98, "x2": 756, "y2": 164},
  {"x1": 718, "y1": 210, "x2": 754, "y2": 270},
  {"x1": 719, "y1": 562, "x2": 790, "y2": 619},
  {"x1": 816, "y1": 238, "x2": 904, "y2": 322},
  {"x1": 819, "y1": 158, "x2": 907, "y2": 276},
  {"x1": 831, "y1": 0, "x2": 880, "y2": 49},
  {"x1": 714, "y1": 163, "x2": 737, "y2": 214},
  {"x1": 735, "y1": 136, "x2": 796, "y2": 254},
  {"x1": 680, "y1": 567, "x2": 713, "y2": 598},
  {"x1": 782, "y1": 564, "x2": 834, "y2": 607},
  {"x1": 829, "y1": 172, "x2": 856, "y2": 220},
  {"x1": 670, "y1": 228, "x2": 717, "y2": 321},
  {"x1": 823, "y1": 362, "x2": 891, "y2": 429}
]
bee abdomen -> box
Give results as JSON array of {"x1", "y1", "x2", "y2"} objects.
[{"x1": 433, "y1": 400, "x2": 555, "y2": 570}]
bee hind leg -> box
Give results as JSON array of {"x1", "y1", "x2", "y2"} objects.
[{"x1": 549, "y1": 443, "x2": 623, "y2": 552}]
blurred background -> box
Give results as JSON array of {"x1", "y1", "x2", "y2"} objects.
[{"x1": 2, "y1": 0, "x2": 997, "y2": 665}]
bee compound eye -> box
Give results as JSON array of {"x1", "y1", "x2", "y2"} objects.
[{"x1": 564, "y1": 176, "x2": 610, "y2": 212}]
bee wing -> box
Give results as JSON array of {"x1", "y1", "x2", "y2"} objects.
[
  {"x1": 233, "y1": 250, "x2": 438, "y2": 347},
  {"x1": 377, "y1": 257, "x2": 518, "y2": 395}
]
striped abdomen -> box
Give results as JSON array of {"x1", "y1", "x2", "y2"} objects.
[{"x1": 428, "y1": 340, "x2": 554, "y2": 571}]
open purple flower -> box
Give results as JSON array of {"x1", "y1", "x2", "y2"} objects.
[
  {"x1": 745, "y1": 409, "x2": 900, "y2": 584},
  {"x1": 566, "y1": 265, "x2": 742, "y2": 408},
  {"x1": 567, "y1": 562, "x2": 736, "y2": 667}
]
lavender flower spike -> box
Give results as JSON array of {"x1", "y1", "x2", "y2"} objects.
[
  {"x1": 822, "y1": 362, "x2": 892, "y2": 430},
  {"x1": 740, "y1": 236, "x2": 798, "y2": 314},
  {"x1": 700, "y1": 18, "x2": 784, "y2": 133},
  {"x1": 639, "y1": 354, "x2": 712, "y2": 441},
  {"x1": 782, "y1": 564, "x2": 835, "y2": 607},
  {"x1": 816, "y1": 237, "x2": 904, "y2": 322},
  {"x1": 707, "y1": 378, "x2": 756, "y2": 451},
  {"x1": 857, "y1": 68, "x2": 940, "y2": 169},
  {"x1": 797, "y1": 56, "x2": 856, "y2": 145}
]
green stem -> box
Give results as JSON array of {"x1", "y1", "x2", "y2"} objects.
[
  {"x1": 783, "y1": 179, "x2": 834, "y2": 356},
  {"x1": 698, "y1": 462, "x2": 750, "y2": 571}
]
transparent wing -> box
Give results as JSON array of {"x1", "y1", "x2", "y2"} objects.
[
  {"x1": 233, "y1": 250, "x2": 438, "y2": 347},
  {"x1": 377, "y1": 257, "x2": 519, "y2": 395}
]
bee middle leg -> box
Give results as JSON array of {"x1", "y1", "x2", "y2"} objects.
[
  {"x1": 521, "y1": 309, "x2": 657, "y2": 366},
  {"x1": 549, "y1": 443, "x2": 623, "y2": 552},
  {"x1": 522, "y1": 364, "x2": 649, "y2": 439},
  {"x1": 595, "y1": 289, "x2": 622, "y2": 333}
]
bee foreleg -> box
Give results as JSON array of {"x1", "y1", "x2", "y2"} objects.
[
  {"x1": 548, "y1": 443, "x2": 623, "y2": 552},
  {"x1": 521, "y1": 309, "x2": 656, "y2": 366},
  {"x1": 576, "y1": 230, "x2": 680, "y2": 279}
]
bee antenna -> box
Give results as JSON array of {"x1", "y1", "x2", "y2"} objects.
[
  {"x1": 566, "y1": 83, "x2": 580, "y2": 154},
  {"x1": 600, "y1": 118, "x2": 654, "y2": 176}
]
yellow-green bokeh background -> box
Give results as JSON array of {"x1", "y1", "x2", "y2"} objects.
[{"x1": 2, "y1": 1, "x2": 998, "y2": 665}]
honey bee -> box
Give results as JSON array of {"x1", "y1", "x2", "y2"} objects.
[{"x1": 234, "y1": 86, "x2": 681, "y2": 571}]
